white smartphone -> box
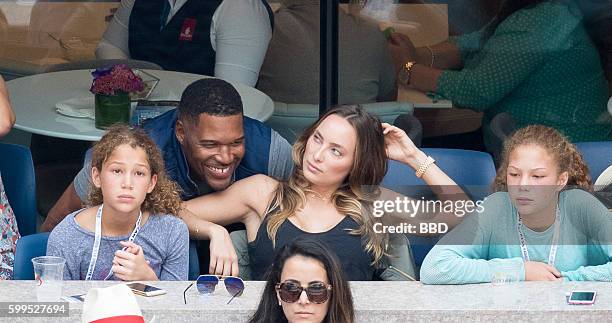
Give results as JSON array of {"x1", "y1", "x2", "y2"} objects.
[
  {"x1": 126, "y1": 283, "x2": 167, "y2": 297},
  {"x1": 567, "y1": 291, "x2": 597, "y2": 305}
]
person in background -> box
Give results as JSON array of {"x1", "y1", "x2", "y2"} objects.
[
  {"x1": 0, "y1": 75, "x2": 19, "y2": 280},
  {"x1": 43, "y1": 78, "x2": 293, "y2": 275},
  {"x1": 0, "y1": 76, "x2": 14, "y2": 137},
  {"x1": 182, "y1": 105, "x2": 467, "y2": 279},
  {"x1": 389, "y1": 0, "x2": 612, "y2": 148},
  {"x1": 96, "y1": 0, "x2": 273, "y2": 86},
  {"x1": 420, "y1": 125, "x2": 612, "y2": 284},
  {"x1": 249, "y1": 237, "x2": 355, "y2": 323},
  {"x1": 47, "y1": 125, "x2": 189, "y2": 280},
  {"x1": 256, "y1": 0, "x2": 396, "y2": 104}
]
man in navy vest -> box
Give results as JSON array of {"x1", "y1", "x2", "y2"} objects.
[
  {"x1": 42, "y1": 78, "x2": 293, "y2": 273},
  {"x1": 96, "y1": 0, "x2": 273, "y2": 86}
]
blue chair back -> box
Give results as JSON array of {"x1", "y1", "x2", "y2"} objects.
[
  {"x1": 381, "y1": 148, "x2": 497, "y2": 268},
  {"x1": 382, "y1": 148, "x2": 497, "y2": 201},
  {"x1": 575, "y1": 141, "x2": 612, "y2": 182},
  {"x1": 13, "y1": 232, "x2": 50, "y2": 280},
  {"x1": 188, "y1": 240, "x2": 200, "y2": 280},
  {"x1": 0, "y1": 143, "x2": 38, "y2": 236}
]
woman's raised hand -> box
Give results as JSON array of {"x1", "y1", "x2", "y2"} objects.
[{"x1": 382, "y1": 123, "x2": 425, "y2": 169}]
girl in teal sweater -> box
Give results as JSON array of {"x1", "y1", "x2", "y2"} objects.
[{"x1": 420, "y1": 125, "x2": 611, "y2": 284}]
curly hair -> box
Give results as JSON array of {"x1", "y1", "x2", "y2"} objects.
[
  {"x1": 266, "y1": 105, "x2": 389, "y2": 264},
  {"x1": 493, "y1": 124, "x2": 593, "y2": 192},
  {"x1": 87, "y1": 124, "x2": 182, "y2": 215}
]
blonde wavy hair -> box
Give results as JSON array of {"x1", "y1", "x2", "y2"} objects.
[
  {"x1": 87, "y1": 124, "x2": 182, "y2": 215},
  {"x1": 494, "y1": 125, "x2": 593, "y2": 192},
  {"x1": 266, "y1": 105, "x2": 389, "y2": 263}
]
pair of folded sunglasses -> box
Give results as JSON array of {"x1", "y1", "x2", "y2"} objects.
[{"x1": 183, "y1": 275, "x2": 245, "y2": 304}]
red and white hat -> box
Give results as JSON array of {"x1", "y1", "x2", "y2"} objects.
[{"x1": 82, "y1": 284, "x2": 144, "y2": 323}]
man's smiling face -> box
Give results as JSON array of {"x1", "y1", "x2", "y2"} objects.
[{"x1": 176, "y1": 113, "x2": 245, "y2": 191}]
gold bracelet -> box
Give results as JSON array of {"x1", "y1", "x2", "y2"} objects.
[
  {"x1": 398, "y1": 61, "x2": 415, "y2": 86},
  {"x1": 425, "y1": 46, "x2": 435, "y2": 68},
  {"x1": 415, "y1": 156, "x2": 435, "y2": 178}
]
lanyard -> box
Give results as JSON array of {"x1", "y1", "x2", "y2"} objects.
[
  {"x1": 516, "y1": 205, "x2": 560, "y2": 266},
  {"x1": 85, "y1": 204, "x2": 142, "y2": 281}
]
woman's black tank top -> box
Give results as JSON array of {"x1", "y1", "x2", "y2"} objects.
[{"x1": 248, "y1": 214, "x2": 374, "y2": 280}]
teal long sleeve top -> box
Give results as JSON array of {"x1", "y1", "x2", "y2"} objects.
[
  {"x1": 420, "y1": 189, "x2": 612, "y2": 284},
  {"x1": 435, "y1": 1, "x2": 611, "y2": 143}
]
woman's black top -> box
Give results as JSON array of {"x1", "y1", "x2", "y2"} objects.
[{"x1": 248, "y1": 214, "x2": 374, "y2": 280}]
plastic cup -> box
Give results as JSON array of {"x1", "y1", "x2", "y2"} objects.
[
  {"x1": 32, "y1": 256, "x2": 65, "y2": 302},
  {"x1": 491, "y1": 262, "x2": 521, "y2": 285}
]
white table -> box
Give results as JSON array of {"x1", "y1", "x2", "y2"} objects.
[
  {"x1": 1, "y1": 281, "x2": 611, "y2": 322},
  {"x1": 7, "y1": 70, "x2": 274, "y2": 141}
]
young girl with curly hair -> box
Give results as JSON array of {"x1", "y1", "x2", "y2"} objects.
[
  {"x1": 421, "y1": 125, "x2": 612, "y2": 284},
  {"x1": 47, "y1": 125, "x2": 188, "y2": 281}
]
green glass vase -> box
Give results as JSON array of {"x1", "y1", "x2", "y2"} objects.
[{"x1": 94, "y1": 92, "x2": 131, "y2": 129}]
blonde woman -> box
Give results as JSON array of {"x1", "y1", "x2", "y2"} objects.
[{"x1": 182, "y1": 105, "x2": 466, "y2": 279}]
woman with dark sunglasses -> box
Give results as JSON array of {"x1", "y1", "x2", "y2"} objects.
[{"x1": 249, "y1": 237, "x2": 354, "y2": 323}]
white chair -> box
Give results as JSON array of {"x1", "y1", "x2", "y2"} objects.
[
  {"x1": 594, "y1": 165, "x2": 612, "y2": 209},
  {"x1": 596, "y1": 165, "x2": 612, "y2": 189},
  {"x1": 265, "y1": 101, "x2": 414, "y2": 143}
]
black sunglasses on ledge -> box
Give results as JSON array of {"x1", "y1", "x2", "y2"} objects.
[
  {"x1": 183, "y1": 274, "x2": 245, "y2": 305},
  {"x1": 276, "y1": 280, "x2": 332, "y2": 304}
]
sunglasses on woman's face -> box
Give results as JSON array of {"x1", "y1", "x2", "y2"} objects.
[
  {"x1": 183, "y1": 275, "x2": 245, "y2": 304},
  {"x1": 275, "y1": 280, "x2": 332, "y2": 304}
]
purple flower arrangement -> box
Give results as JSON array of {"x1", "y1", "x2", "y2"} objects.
[{"x1": 90, "y1": 64, "x2": 145, "y2": 96}]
